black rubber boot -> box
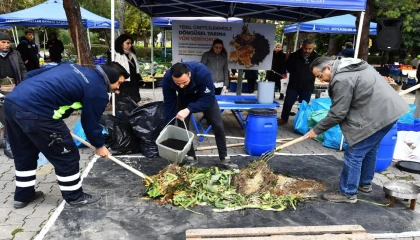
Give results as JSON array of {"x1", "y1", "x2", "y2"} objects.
[{"x1": 14, "y1": 191, "x2": 44, "y2": 209}]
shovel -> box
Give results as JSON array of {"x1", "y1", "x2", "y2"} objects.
[
  {"x1": 71, "y1": 133, "x2": 153, "y2": 182},
  {"x1": 398, "y1": 83, "x2": 420, "y2": 96}
]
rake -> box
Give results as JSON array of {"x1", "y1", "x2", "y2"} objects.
[{"x1": 259, "y1": 135, "x2": 309, "y2": 162}]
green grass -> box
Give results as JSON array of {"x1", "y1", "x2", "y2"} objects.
[{"x1": 11, "y1": 228, "x2": 23, "y2": 237}]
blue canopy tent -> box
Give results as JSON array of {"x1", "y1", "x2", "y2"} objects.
[
  {"x1": 124, "y1": 0, "x2": 367, "y2": 59},
  {"x1": 0, "y1": 0, "x2": 119, "y2": 56},
  {"x1": 105, "y1": 0, "x2": 367, "y2": 111},
  {"x1": 152, "y1": 17, "x2": 242, "y2": 28},
  {"x1": 127, "y1": 0, "x2": 366, "y2": 21},
  {"x1": 0, "y1": 0, "x2": 119, "y2": 29},
  {"x1": 284, "y1": 14, "x2": 376, "y2": 35}
]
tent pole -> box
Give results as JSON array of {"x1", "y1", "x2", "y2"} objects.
[
  {"x1": 293, "y1": 23, "x2": 300, "y2": 52},
  {"x1": 14, "y1": 26, "x2": 19, "y2": 44},
  {"x1": 280, "y1": 33, "x2": 284, "y2": 45},
  {"x1": 164, "y1": 30, "x2": 167, "y2": 58},
  {"x1": 151, "y1": 20, "x2": 155, "y2": 101},
  {"x1": 111, "y1": 0, "x2": 116, "y2": 116},
  {"x1": 44, "y1": 28, "x2": 47, "y2": 59},
  {"x1": 11, "y1": 27, "x2": 17, "y2": 47},
  {"x1": 354, "y1": 11, "x2": 365, "y2": 59},
  {"x1": 353, "y1": 34, "x2": 356, "y2": 46},
  {"x1": 87, "y1": 28, "x2": 91, "y2": 49}
]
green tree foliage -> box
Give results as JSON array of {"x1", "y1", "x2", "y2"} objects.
[
  {"x1": 124, "y1": 4, "x2": 160, "y2": 47},
  {"x1": 1, "y1": 0, "x2": 45, "y2": 14}
]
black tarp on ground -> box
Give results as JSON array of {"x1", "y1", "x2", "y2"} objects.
[{"x1": 44, "y1": 155, "x2": 420, "y2": 240}]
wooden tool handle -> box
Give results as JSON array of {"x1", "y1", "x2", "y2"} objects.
[
  {"x1": 399, "y1": 84, "x2": 420, "y2": 96},
  {"x1": 196, "y1": 134, "x2": 294, "y2": 142},
  {"x1": 275, "y1": 135, "x2": 308, "y2": 151},
  {"x1": 197, "y1": 143, "x2": 244, "y2": 151},
  {"x1": 70, "y1": 133, "x2": 153, "y2": 182}
]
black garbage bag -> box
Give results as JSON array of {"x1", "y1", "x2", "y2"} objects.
[
  {"x1": 129, "y1": 101, "x2": 165, "y2": 158},
  {"x1": 100, "y1": 114, "x2": 140, "y2": 155},
  {"x1": 115, "y1": 94, "x2": 138, "y2": 122}
]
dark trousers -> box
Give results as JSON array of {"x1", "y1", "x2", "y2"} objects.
[
  {"x1": 281, "y1": 88, "x2": 312, "y2": 121},
  {"x1": 215, "y1": 87, "x2": 223, "y2": 95},
  {"x1": 4, "y1": 100, "x2": 83, "y2": 202},
  {"x1": 247, "y1": 78, "x2": 257, "y2": 93},
  {"x1": 176, "y1": 100, "x2": 227, "y2": 159}
]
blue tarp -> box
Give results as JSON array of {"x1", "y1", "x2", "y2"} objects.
[
  {"x1": 284, "y1": 14, "x2": 376, "y2": 35},
  {"x1": 126, "y1": 0, "x2": 367, "y2": 22},
  {"x1": 0, "y1": 0, "x2": 118, "y2": 29},
  {"x1": 152, "y1": 17, "x2": 242, "y2": 28}
]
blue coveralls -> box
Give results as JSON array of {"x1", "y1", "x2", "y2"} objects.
[{"x1": 5, "y1": 63, "x2": 109, "y2": 202}]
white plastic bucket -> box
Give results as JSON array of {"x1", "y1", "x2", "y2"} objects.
[
  {"x1": 156, "y1": 119, "x2": 194, "y2": 164},
  {"x1": 257, "y1": 81, "x2": 275, "y2": 104}
]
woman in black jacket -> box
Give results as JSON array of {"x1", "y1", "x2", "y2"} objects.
[
  {"x1": 266, "y1": 43, "x2": 286, "y2": 99},
  {"x1": 113, "y1": 34, "x2": 142, "y2": 105}
]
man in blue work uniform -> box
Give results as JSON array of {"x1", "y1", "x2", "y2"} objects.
[
  {"x1": 5, "y1": 62, "x2": 129, "y2": 209},
  {"x1": 162, "y1": 62, "x2": 237, "y2": 169}
]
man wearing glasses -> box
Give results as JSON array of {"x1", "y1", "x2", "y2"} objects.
[
  {"x1": 306, "y1": 56, "x2": 409, "y2": 203},
  {"x1": 278, "y1": 39, "x2": 319, "y2": 124},
  {"x1": 162, "y1": 62, "x2": 237, "y2": 169}
]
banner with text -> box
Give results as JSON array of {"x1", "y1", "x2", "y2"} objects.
[{"x1": 172, "y1": 21, "x2": 276, "y2": 70}]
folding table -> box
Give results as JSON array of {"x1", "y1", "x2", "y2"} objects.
[{"x1": 190, "y1": 95, "x2": 280, "y2": 142}]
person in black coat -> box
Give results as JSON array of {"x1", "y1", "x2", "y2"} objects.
[
  {"x1": 279, "y1": 39, "x2": 320, "y2": 124},
  {"x1": 244, "y1": 70, "x2": 258, "y2": 93},
  {"x1": 266, "y1": 43, "x2": 286, "y2": 99},
  {"x1": 113, "y1": 34, "x2": 142, "y2": 105},
  {"x1": 338, "y1": 42, "x2": 355, "y2": 58},
  {"x1": 16, "y1": 30, "x2": 39, "y2": 71},
  {"x1": 46, "y1": 32, "x2": 64, "y2": 63}
]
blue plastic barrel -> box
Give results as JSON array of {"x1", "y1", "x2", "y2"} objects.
[
  {"x1": 245, "y1": 108, "x2": 278, "y2": 156},
  {"x1": 375, "y1": 124, "x2": 398, "y2": 172},
  {"x1": 100, "y1": 56, "x2": 106, "y2": 64}
]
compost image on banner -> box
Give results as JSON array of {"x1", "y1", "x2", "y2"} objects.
[
  {"x1": 228, "y1": 24, "x2": 271, "y2": 68},
  {"x1": 172, "y1": 21, "x2": 275, "y2": 70}
]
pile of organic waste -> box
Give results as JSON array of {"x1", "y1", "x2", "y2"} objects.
[{"x1": 142, "y1": 160, "x2": 325, "y2": 213}]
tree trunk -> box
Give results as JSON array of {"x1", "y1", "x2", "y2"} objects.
[
  {"x1": 143, "y1": 35, "x2": 149, "y2": 48},
  {"x1": 63, "y1": 0, "x2": 94, "y2": 68},
  {"x1": 116, "y1": 0, "x2": 125, "y2": 35},
  {"x1": 356, "y1": 0, "x2": 374, "y2": 60}
]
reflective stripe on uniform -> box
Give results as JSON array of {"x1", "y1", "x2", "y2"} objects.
[
  {"x1": 59, "y1": 181, "x2": 82, "y2": 191},
  {"x1": 56, "y1": 172, "x2": 80, "y2": 182},
  {"x1": 15, "y1": 169, "x2": 36, "y2": 177},
  {"x1": 16, "y1": 180, "x2": 36, "y2": 187},
  {"x1": 53, "y1": 102, "x2": 83, "y2": 119}
]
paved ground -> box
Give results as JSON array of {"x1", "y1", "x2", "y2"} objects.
[{"x1": 0, "y1": 89, "x2": 419, "y2": 240}]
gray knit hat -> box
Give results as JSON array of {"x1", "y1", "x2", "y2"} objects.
[{"x1": 0, "y1": 32, "x2": 11, "y2": 41}]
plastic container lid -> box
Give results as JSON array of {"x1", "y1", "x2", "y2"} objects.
[
  {"x1": 396, "y1": 161, "x2": 420, "y2": 174},
  {"x1": 248, "y1": 108, "x2": 277, "y2": 116}
]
